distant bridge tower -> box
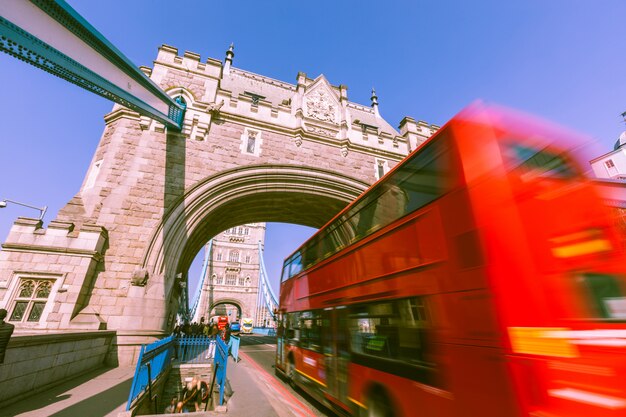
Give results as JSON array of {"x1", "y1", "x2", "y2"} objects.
[{"x1": 191, "y1": 224, "x2": 272, "y2": 326}]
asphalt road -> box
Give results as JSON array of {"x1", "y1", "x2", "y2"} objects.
[{"x1": 238, "y1": 334, "x2": 331, "y2": 417}]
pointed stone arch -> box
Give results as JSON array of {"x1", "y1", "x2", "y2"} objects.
[
  {"x1": 141, "y1": 164, "x2": 368, "y2": 302},
  {"x1": 209, "y1": 298, "x2": 243, "y2": 321}
]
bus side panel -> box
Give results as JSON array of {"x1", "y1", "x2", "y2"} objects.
[
  {"x1": 294, "y1": 348, "x2": 327, "y2": 389},
  {"x1": 348, "y1": 362, "x2": 455, "y2": 417},
  {"x1": 439, "y1": 290, "x2": 502, "y2": 348},
  {"x1": 446, "y1": 344, "x2": 521, "y2": 417}
]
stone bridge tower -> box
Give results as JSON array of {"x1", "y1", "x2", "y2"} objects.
[
  {"x1": 0, "y1": 44, "x2": 438, "y2": 364},
  {"x1": 191, "y1": 223, "x2": 271, "y2": 327}
]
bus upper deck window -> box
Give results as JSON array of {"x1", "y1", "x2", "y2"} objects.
[
  {"x1": 578, "y1": 273, "x2": 626, "y2": 320},
  {"x1": 503, "y1": 142, "x2": 576, "y2": 180}
]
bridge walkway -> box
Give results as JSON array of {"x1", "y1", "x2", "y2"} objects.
[
  {"x1": 1, "y1": 365, "x2": 135, "y2": 417},
  {"x1": 0, "y1": 350, "x2": 294, "y2": 417}
]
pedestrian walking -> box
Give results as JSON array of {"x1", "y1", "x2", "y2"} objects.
[{"x1": 0, "y1": 308, "x2": 15, "y2": 364}]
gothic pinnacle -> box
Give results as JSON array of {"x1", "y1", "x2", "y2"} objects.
[
  {"x1": 226, "y1": 43, "x2": 235, "y2": 62},
  {"x1": 224, "y1": 43, "x2": 235, "y2": 76},
  {"x1": 371, "y1": 87, "x2": 380, "y2": 117}
]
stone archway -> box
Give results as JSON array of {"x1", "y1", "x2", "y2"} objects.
[
  {"x1": 208, "y1": 299, "x2": 243, "y2": 322},
  {"x1": 139, "y1": 164, "x2": 367, "y2": 337},
  {"x1": 0, "y1": 44, "x2": 437, "y2": 364},
  {"x1": 143, "y1": 164, "x2": 367, "y2": 287}
]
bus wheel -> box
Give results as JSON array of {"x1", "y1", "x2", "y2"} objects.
[
  {"x1": 286, "y1": 359, "x2": 297, "y2": 389},
  {"x1": 363, "y1": 391, "x2": 394, "y2": 417}
]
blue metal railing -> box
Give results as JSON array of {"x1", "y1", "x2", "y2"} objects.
[
  {"x1": 126, "y1": 334, "x2": 240, "y2": 411},
  {"x1": 176, "y1": 336, "x2": 215, "y2": 364},
  {"x1": 126, "y1": 334, "x2": 176, "y2": 410},
  {"x1": 229, "y1": 335, "x2": 240, "y2": 362},
  {"x1": 252, "y1": 327, "x2": 277, "y2": 336},
  {"x1": 213, "y1": 337, "x2": 229, "y2": 406}
]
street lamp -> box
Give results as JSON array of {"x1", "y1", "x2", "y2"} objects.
[{"x1": 0, "y1": 199, "x2": 47, "y2": 221}]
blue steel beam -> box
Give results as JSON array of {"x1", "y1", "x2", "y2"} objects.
[
  {"x1": 189, "y1": 240, "x2": 212, "y2": 322},
  {"x1": 0, "y1": 0, "x2": 184, "y2": 129},
  {"x1": 258, "y1": 241, "x2": 278, "y2": 319}
]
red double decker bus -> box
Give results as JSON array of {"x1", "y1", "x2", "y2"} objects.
[{"x1": 275, "y1": 103, "x2": 626, "y2": 417}]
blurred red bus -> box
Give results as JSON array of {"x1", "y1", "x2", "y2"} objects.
[
  {"x1": 274, "y1": 103, "x2": 626, "y2": 417},
  {"x1": 216, "y1": 316, "x2": 228, "y2": 331}
]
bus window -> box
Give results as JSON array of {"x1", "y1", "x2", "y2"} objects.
[
  {"x1": 502, "y1": 142, "x2": 577, "y2": 181},
  {"x1": 286, "y1": 312, "x2": 301, "y2": 340},
  {"x1": 282, "y1": 134, "x2": 456, "y2": 280},
  {"x1": 290, "y1": 253, "x2": 303, "y2": 277},
  {"x1": 281, "y1": 260, "x2": 291, "y2": 282},
  {"x1": 282, "y1": 253, "x2": 303, "y2": 281},
  {"x1": 300, "y1": 310, "x2": 323, "y2": 352},
  {"x1": 393, "y1": 137, "x2": 453, "y2": 213},
  {"x1": 578, "y1": 273, "x2": 626, "y2": 320},
  {"x1": 348, "y1": 297, "x2": 432, "y2": 366}
]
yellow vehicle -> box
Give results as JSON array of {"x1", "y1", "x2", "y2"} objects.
[{"x1": 241, "y1": 318, "x2": 254, "y2": 334}]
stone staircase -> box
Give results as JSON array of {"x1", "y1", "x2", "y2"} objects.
[{"x1": 159, "y1": 363, "x2": 215, "y2": 413}]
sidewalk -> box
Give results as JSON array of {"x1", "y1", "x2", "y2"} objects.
[
  {"x1": 0, "y1": 354, "x2": 314, "y2": 417},
  {"x1": 227, "y1": 352, "x2": 317, "y2": 417},
  {"x1": 1, "y1": 366, "x2": 135, "y2": 417},
  {"x1": 223, "y1": 355, "x2": 281, "y2": 417}
]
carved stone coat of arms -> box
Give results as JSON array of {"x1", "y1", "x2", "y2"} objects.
[{"x1": 305, "y1": 89, "x2": 337, "y2": 123}]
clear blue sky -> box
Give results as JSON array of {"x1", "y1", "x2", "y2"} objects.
[{"x1": 1, "y1": 1, "x2": 625, "y2": 297}]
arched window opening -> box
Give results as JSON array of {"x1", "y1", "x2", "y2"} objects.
[{"x1": 10, "y1": 279, "x2": 53, "y2": 322}]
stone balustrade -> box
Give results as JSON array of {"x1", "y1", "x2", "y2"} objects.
[{"x1": 0, "y1": 331, "x2": 115, "y2": 408}]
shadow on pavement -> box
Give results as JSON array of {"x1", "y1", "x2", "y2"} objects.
[
  {"x1": 48, "y1": 377, "x2": 132, "y2": 417},
  {"x1": 2, "y1": 367, "x2": 132, "y2": 417}
]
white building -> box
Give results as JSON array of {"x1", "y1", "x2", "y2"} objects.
[{"x1": 590, "y1": 131, "x2": 626, "y2": 180}]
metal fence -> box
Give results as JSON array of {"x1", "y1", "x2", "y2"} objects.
[
  {"x1": 213, "y1": 336, "x2": 229, "y2": 406},
  {"x1": 176, "y1": 336, "x2": 215, "y2": 363},
  {"x1": 252, "y1": 327, "x2": 277, "y2": 336},
  {"x1": 126, "y1": 335, "x2": 240, "y2": 411},
  {"x1": 126, "y1": 334, "x2": 176, "y2": 410},
  {"x1": 230, "y1": 335, "x2": 240, "y2": 362}
]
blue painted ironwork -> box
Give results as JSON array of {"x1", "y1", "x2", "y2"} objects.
[
  {"x1": 126, "y1": 334, "x2": 176, "y2": 410},
  {"x1": 229, "y1": 335, "x2": 240, "y2": 362},
  {"x1": 252, "y1": 327, "x2": 276, "y2": 336},
  {"x1": 189, "y1": 239, "x2": 212, "y2": 321},
  {"x1": 0, "y1": 0, "x2": 184, "y2": 129},
  {"x1": 257, "y1": 241, "x2": 278, "y2": 319},
  {"x1": 176, "y1": 336, "x2": 215, "y2": 364},
  {"x1": 214, "y1": 336, "x2": 229, "y2": 405}
]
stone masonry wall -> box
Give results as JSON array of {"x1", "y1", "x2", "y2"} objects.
[
  {"x1": 0, "y1": 331, "x2": 115, "y2": 409},
  {"x1": 0, "y1": 44, "x2": 437, "y2": 365}
]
